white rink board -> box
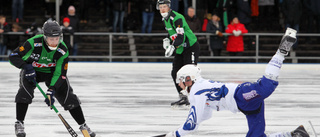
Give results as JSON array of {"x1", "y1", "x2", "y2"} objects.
[{"x1": 0, "y1": 62, "x2": 319, "y2": 137}]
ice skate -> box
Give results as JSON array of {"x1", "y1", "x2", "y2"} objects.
[
  {"x1": 291, "y1": 125, "x2": 310, "y2": 137},
  {"x1": 278, "y1": 28, "x2": 297, "y2": 55},
  {"x1": 15, "y1": 121, "x2": 26, "y2": 137},
  {"x1": 80, "y1": 123, "x2": 96, "y2": 137},
  {"x1": 171, "y1": 94, "x2": 190, "y2": 109}
]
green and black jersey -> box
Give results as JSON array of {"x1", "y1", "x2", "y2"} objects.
[
  {"x1": 163, "y1": 10, "x2": 197, "y2": 54},
  {"x1": 9, "y1": 34, "x2": 69, "y2": 90}
]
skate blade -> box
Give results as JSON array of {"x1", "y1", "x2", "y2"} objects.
[
  {"x1": 171, "y1": 104, "x2": 190, "y2": 110},
  {"x1": 16, "y1": 133, "x2": 26, "y2": 137}
]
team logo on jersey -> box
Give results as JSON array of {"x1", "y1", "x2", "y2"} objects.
[
  {"x1": 41, "y1": 56, "x2": 51, "y2": 62},
  {"x1": 57, "y1": 48, "x2": 66, "y2": 55},
  {"x1": 183, "y1": 106, "x2": 197, "y2": 130},
  {"x1": 34, "y1": 43, "x2": 42, "y2": 47},
  {"x1": 243, "y1": 90, "x2": 260, "y2": 102},
  {"x1": 64, "y1": 63, "x2": 68, "y2": 70},
  {"x1": 32, "y1": 62, "x2": 56, "y2": 68},
  {"x1": 19, "y1": 46, "x2": 25, "y2": 52},
  {"x1": 176, "y1": 27, "x2": 184, "y2": 35}
]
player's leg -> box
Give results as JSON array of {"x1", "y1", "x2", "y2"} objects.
[
  {"x1": 245, "y1": 102, "x2": 266, "y2": 137},
  {"x1": 237, "y1": 28, "x2": 297, "y2": 111},
  {"x1": 50, "y1": 77, "x2": 96, "y2": 137},
  {"x1": 171, "y1": 42, "x2": 200, "y2": 107},
  {"x1": 171, "y1": 54, "x2": 187, "y2": 107},
  {"x1": 264, "y1": 27, "x2": 297, "y2": 81},
  {"x1": 15, "y1": 70, "x2": 36, "y2": 137}
]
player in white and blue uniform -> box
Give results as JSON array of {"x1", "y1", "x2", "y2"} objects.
[{"x1": 163, "y1": 28, "x2": 310, "y2": 137}]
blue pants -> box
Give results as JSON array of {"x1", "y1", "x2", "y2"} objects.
[
  {"x1": 141, "y1": 12, "x2": 154, "y2": 33},
  {"x1": 113, "y1": 11, "x2": 125, "y2": 32},
  {"x1": 235, "y1": 76, "x2": 279, "y2": 137},
  {"x1": 12, "y1": 0, "x2": 24, "y2": 20}
]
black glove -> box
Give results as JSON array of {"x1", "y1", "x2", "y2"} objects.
[
  {"x1": 23, "y1": 64, "x2": 36, "y2": 83},
  {"x1": 45, "y1": 89, "x2": 55, "y2": 109}
]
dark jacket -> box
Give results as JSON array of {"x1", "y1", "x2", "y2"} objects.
[
  {"x1": 66, "y1": 14, "x2": 79, "y2": 43},
  {"x1": 185, "y1": 15, "x2": 202, "y2": 33},
  {"x1": 0, "y1": 22, "x2": 10, "y2": 44},
  {"x1": 61, "y1": 25, "x2": 74, "y2": 51},
  {"x1": 206, "y1": 20, "x2": 224, "y2": 50},
  {"x1": 237, "y1": 0, "x2": 251, "y2": 25},
  {"x1": 140, "y1": 0, "x2": 156, "y2": 13}
]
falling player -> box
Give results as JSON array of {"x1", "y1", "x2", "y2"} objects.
[
  {"x1": 162, "y1": 28, "x2": 310, "y2": 137},
  {"x1": 9, "y1": 20, "x2": 96, "y2": 137},
  {"x1": 157, "y1": 0, "x2": 200, "y2": 107}
]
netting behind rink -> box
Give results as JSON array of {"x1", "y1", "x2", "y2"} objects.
[{"x1": 0, "y1": 62, "x2": 319, "y2": 137}]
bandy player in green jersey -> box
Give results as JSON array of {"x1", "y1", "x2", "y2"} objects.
[
  {"x1": 9, "y1": 20, "x2": 95, "y2": 137},
  {"x1": 157, "y1": 0, "x2": 200, "y2": 108}
]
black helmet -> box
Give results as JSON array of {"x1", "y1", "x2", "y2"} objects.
[
  {"x1": 42, "y1": 20, "x2": 61, "y2": 37},
  {"x1": 156, "y1": 0, "x2": 171, "y2": 10}
]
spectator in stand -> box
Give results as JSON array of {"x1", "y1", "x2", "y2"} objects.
[
  {"x1": 25, "y1": 22, "x2": 43, "y2": 37},
  {"x1": 7, "y1": 23, "x2": 21, "y2": 55},
  {"x1": 185, "y1": 7, "x2": 202, "y2": 33},
  {"x1": 281, "y1": 0, "x2": 302, "y2": 50},
  {"x1": 66, "y1": 5, "x2": 80, "y2": 55},
  {"x1": 12, "y1": 0, "x2": 24, "y2": 23},
  {"x1": 113, "y1": 0, "x2": 128, "y2": 33},
  {"x1": 214, "y1": 0, "x2": 236, "y2": 31},
  {"x1": 206, "y1": 14, "x2": 224, "y2": 57},
  {"x1": 79, "y1": 0, "x2": 89, "y2": 24},
  {"x1": 61, "y1": 17, "x2": 74, "y2": 54},
  {"x1": 141, "y1": 0, "x2": 156, "y2": 33},
  {"x1": 0, "y1": 15, "x2": 10, "y2": 60},
  {"x1": 225, "y1": 16, "x2": 248, "y2": 62},
  {"x1": 201, "y1": 13, "x2": 212, "y2": 32},
  {"x1": 237, "y1": 0, "x2": 255, "y2": 49}
]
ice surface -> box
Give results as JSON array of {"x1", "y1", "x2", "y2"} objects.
[{"x1": 0, "y1": 62, "x2": 319, "y2": 137}]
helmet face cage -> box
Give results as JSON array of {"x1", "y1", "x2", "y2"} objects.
[
  {"x1": 42, "y1": 20, "x2": 62, "y2": 45},
  {"x1": 156, "y1": 0, "x2": 171, "y2": 10}
]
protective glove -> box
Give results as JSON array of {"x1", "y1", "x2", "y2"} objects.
[
  {"x1": 163, "y1": 38, "x2": 171, "y2": 49},
  {"x1": 23, "y1": 64, "x2": 36, "y2": 83},
  {"x1": 165, "y1": 131, "x2": 177, "y2": 137},
  {"x1": 45, "y1": 89, "x2": 55, "y2": 109},
  {"x1": 180, "y1": 89, "x2": 189, "y2": 96},
  {"x1": 165, "y1": 45, "x2": 175, "y2": 57}
]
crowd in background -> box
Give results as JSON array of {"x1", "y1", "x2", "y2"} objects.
[{"x1": 1, "y1": 0, "x2": 320, "y2": 60}]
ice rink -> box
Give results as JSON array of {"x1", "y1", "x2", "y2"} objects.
[{"x1": 1, "y1": 62, "x2": 319, "y2": 137}]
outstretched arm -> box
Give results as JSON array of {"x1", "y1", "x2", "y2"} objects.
[{"x1": 166, "y1": 93, "x2": 209, "y2": 137}]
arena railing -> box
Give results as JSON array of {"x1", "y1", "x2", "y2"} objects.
[{"x1": 1, "y1": 32, "x2": 320, "y2": 63}]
